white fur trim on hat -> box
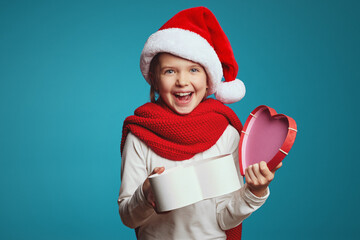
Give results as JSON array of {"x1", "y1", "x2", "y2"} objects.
[
  {"x1": 214, "y1": 79, "x2": 246, "y2": 104},
  {"x1": 140, "y1": 28, "x2": 223, "y2": 95}
]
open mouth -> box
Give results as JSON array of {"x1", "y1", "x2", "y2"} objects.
[{"x1": 173, "y1": 92, "x2": 193, "y2": 101}]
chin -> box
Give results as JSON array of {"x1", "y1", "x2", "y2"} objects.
[{"x1": 173, "y1": 106, "x2": 194, "y2": 115}]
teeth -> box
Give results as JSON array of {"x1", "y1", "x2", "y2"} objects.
[{"x1": 175, "y1": 92, "x2": 191, "y2": 96}]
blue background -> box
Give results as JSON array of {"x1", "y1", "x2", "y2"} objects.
[{"x1": 1, "y1": 0, "x2": 359, "y2": 239}]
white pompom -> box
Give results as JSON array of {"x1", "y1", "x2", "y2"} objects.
[{"x1": 214, "y1": 79, "x2": 246, "y2": 104}]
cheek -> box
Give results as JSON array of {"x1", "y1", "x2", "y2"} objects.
[
  {"x1": 195, "y1": 76, "x2": 208, "y2": 92},
  {"x1": 158, "y1": 78, "x2": 172, "y2": 94}
]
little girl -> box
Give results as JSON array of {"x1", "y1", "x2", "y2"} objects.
[{"x1": 118, "y1": 7, "x2": 281, "y2": 240}]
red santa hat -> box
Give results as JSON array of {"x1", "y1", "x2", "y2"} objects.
[{"x1": 140, "y1": 6, "x2": 245, "y2": 104}]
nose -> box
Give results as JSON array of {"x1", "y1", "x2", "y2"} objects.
[{"x1": 176, "y1": 72, "x2": 189, "y2": 86}]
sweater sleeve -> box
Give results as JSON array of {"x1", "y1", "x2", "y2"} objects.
[
  {"x1": 215, "y1": 125, "x2": 270, "y2": 230},
  {"x1": 117, "y1": 133, "x2": 155, "y2": 228},
  {"x1": 216, "y1": 184, "x2": 269, "y2": 230}
]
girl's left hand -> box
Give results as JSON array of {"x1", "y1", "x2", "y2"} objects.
[
  {"x1": 143, "y1": 167, "x2": 165, "y2": 210},
  {"x1": 245, "y1": 161, "x2": 282, "y2": 197}
]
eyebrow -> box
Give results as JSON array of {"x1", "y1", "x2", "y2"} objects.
[
  {"x1": 160, "y1": 66, "x2": 174, "y2": 70},
  {"x1": 189, "y1": 64, "x2": 202, "y2": 68},
  {"x1": 160, "y1": 64, "x2": 202, "y2": 70}
]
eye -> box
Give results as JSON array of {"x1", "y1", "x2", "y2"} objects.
[
  {"x1": 190, "y1": 68, "x2": 200, "y2": 73},
  {"x1": 164, "y1": 69, "x2": 175, "y2": 74}
]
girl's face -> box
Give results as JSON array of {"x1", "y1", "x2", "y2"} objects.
[{"x1": 156, "y1": 53, "x2": 208, "y2": 115}]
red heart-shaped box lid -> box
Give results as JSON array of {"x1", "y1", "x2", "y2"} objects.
[{"x1": 239, "y1": 105, "x2": 297, "y2": 176}]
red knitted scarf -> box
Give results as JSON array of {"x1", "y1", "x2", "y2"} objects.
[{"x1": 121, "y1": 98, "x2": 243, "y2": 239}]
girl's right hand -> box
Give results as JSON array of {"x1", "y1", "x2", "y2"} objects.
[{"x1": 142, "y1": 167, "x2": 165, "y2": 210}]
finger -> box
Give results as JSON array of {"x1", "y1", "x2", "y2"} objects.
[
  {"x1": 271, "y1": 162, "x2": 283, "y2": 174},
  {"x1": 150, "y1": 167, "x2": 165, "y2": 175},
  {"x1": 258, "y1": 161, "x2": 271, "y2": 175},
  {"x1": 246, "y1": 165, "x2": 258, "y2": 184},
  {"x1": 157, "y1": 167, "x2": 165, "y2": 174},
  {"x1": 143, "y1": 178, "x2": 151, "y2": 194},
  {"x1": 148, "y1": 192, "x2": 156, "y2": 208},
  {"x1": 252, "y1": 163, "x2": 267, "y2": 185},
  {"x1": 151, "y1": 167, "x2": 159, "y2": 174},
  {"x1": 259, "y1": 161, "x2": 274, "y2": 182},
  {"x1": 245, "y1": 167, "x2": 252, "y2": 184},
  {"x1": 252, "y1": 163, "x2": 261, "y2": 177}
]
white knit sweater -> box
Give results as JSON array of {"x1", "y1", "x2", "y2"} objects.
[{"x1": 118, "y1": 125, "x2": 269, "y2": 240}]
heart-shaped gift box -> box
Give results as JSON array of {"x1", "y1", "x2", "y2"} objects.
[{"x1": 239, "y1": 105, "x2": 297, "y2": 176}]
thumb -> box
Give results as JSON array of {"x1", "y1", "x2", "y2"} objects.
[
  {"x1": 271, "y1": 162, "x2": 283, "y2": 174},
  {"x1": 151, "y1": 167, "x2": 165, "y2": 175}
]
